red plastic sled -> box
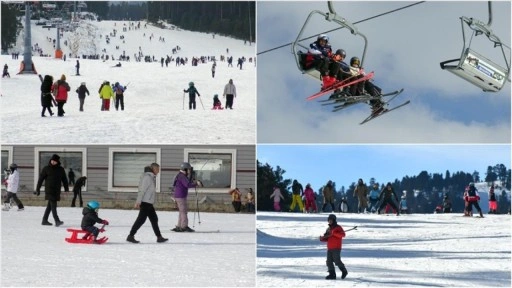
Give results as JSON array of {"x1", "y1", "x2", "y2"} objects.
[{"x1": 65, "y1": 227, "x2": 108, "y2": 244}]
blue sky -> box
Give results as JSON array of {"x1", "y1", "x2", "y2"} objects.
[
  {"x1": 257, "y1": 1, "x2": 511, "y2": 143},
  {"x1": 257, "y1": 144, "x2": 511, "y2": 192}
]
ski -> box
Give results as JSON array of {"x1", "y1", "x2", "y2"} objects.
[
  {"x1": 359, "y1": 100, "x2": 411, "y2": 125},
  {"x1": 306, "y1": 72, "x2": 374, "y2": 101},
  {"x1": 326, "y1": 94, "x2": 380, "y2": 107},
  {"x1": 319, "y1": 88, "x2": 404, "y2": 106},
  {"x1": 331, "y1": 101, "x2": 360, "y2": 112}
]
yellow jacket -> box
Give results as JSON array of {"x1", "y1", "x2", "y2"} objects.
[{"x1": 99, "y1": 84, "x2": 114, "y2": 100}]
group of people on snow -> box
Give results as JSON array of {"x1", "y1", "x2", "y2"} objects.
[
  {"x1": 184, "y1": 79, "x2": 238, "y2": 110},
  {"x1": 304, "y1": 34, "x2": 386, "y2": 115}
]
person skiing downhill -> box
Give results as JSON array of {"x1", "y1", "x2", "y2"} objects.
[
  {"x1": 320, "y1": 214, "x2": 348, "y2": 280},
  {"x1": 184, "y1": 82, "x2": 201, "y2": 110}
]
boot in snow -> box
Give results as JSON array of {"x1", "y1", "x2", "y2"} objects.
[
  {"x1": 325, "y1": 270, "x2": 336, "y2": 280},
  {"x1": 340, "y1": 266, "x2": 348, "y2": 279}
]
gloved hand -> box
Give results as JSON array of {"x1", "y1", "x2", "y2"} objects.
[
  {"x1": 183, "y1": 89, "x2": 186, "y2": 92},
  {"x1": 101, "y1": 220, "x2": 109, "y2": 225},
  {"x1": 196, "y1": 180, "x2": 203, "y2": 187}
]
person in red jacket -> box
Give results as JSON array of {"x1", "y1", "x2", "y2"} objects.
[
  {"x1": 52, "y1": 74, "x2": 70, "y2": 116},
  {"x1": 319, "y1": 214, "x2": 348, "y2": 280}
]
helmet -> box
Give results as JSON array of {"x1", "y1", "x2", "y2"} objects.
[
  {"x1": 87, "y1": 200, "x2": 100, "y2": 211},
  {"x1": 327, "y1": 214, "x2": 336, "y2": 222},
  {"x1": 317, "y1": 34, "x2": 329, "y2": 42},
  {"x1": 180, "y1": 162, "x2": 192, "y2": 170},
  {"x1": 188, "y1": 82, "x2": 194, "y2": 87},
  {"x1": 350, "y1": 57, "x2": 360, "y2": 67},
  {"x1": 335, "y1": 49, "x2": 346, "y2": 58},
  {"x1": 469, "y1": 182, "x2": 475, "y2": 187}
]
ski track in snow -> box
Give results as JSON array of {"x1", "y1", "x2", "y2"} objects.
[{"x1": 1, "y1": 19, "x2": 256, "y2": 144}]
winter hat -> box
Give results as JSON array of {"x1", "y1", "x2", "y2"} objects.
[
  {"x1": 229, "y1": 79, "x2": 233, "y2": 84},
  {"x1": 9, "y1": 163, "x2": 17, "y2": 171},
  {"x1": 50, "y1": 154, "x2": 60, "y2": 162},
  {"x1": 327, "y1": 214, "x2": 337, "y2": 222},
  {"x1": 60, "y1": 74, "x2": 66, "y2": 81},
  {"x1": 81, "y1": 82, "x2": 86, "y2": 85}
]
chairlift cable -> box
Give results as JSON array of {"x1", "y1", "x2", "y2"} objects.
[{"x1": 257, "y1": 1, "x2": 426, "y2": 56}]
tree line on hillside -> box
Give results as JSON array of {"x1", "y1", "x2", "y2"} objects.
[
  {"x1": 1, "y1": 3, "x2": 22, "y2": 53},
  {"x1": 257, "y1": 160, "x2": 512, "y2": 214}
]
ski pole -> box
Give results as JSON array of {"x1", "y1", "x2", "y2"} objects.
[
  {"x1": 345, "y1": 226, "x2": 358, "y2": 232},
  {"x1": 198, "y1": 95, "x2": 205, "y2": 110},
  {"x1": 196, "y1": 186, "x2": 201, "y2": 224}
]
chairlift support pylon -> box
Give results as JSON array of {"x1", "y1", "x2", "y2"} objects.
[
  {"x1": 292, "y1": 1, "x2": 368, "y2": 81},
  {"x1": 440, "y1": 1, "x2": 510, "y2": 92}
]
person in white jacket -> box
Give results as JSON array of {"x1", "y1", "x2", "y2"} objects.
[
  {"x1": 269, "y1": 186, "x2": 285, "y2": 212},
  {"x1": 223, "y1": 79, "x2": 237, "y2": 109},
  {"x1": 3, "y1": 164, "x2": 24, "y2": 211}
]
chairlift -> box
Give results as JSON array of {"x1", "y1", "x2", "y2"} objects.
[
  {"x1": 440, "y1": 1, "x2": 510, "y2": 92},
  {"x1": 292, "y1": 1, "x2": 368, "y2": 82}
]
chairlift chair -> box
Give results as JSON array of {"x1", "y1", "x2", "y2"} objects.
[
  {"x1": 440, "y1": 1, "x2": 510, "y2": 92},
  {"x1": 292, "y1": 1, "x2": 368, "y2": 82}
]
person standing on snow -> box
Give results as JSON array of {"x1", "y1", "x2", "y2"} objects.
[
  {"x1": 52, "y1": 74, "x2": 70, "y2": 117},
  {"x1": 113, "y1": 82, "x2": 127, "y2": 111},
  {"x1": 289, "y1": 179, "x2": 304, "y2": 212},
  {"x1": 211, "y1": 62, "x2": 216, "y2": 78},
  {"x1": 75, "y1": 60, "x2": 80, "y2": 76},
  {"x1": 3, "y1": 164, "x2": 24, "y2": 211},
  {"x1": 304, "y1": 183, "x2": 317, "y2": 213},
  {"x1": 320, "y1": 214, "x2": 348, "y2": 280},
  {"x1": 41, "y1": 75, "x2": 55, "y2": 117},
  {"x1": 184, "y1": 82, "x2": 200, "y2": 110},
  {"x1": 353, "y1": 178, "x2": 369, "y2": 213},
  {"x1": 488, "y1": 184, "x2": 497, "y2": 214},
  {"x1": 465, "y1": 182, "x2": 484, "y2": 217},
  {"x1": 99, "y1": 81, "x2": 114, "y2": 111},
  {"x1": 368, "y1": 183, "x2": 380, "y2": 213},
  {"x1": 269, "y1": 186, "x2": 284, "y2": 212},
  {"x1": 126, "y1": 163, "x2": 168, "y2": 243},
  {"x1": 223, "y1": 79, "x2": 236, "y2": 109},
  {"x1": 75, "y1": 82, "x2": 90, "y2": 112},
  {"x1": 35, "y1": 154, "x2": 69, "y2": 226},
  {"x1": 377, "y1": 182, "x2": 400, "y2": 216},
  {"x1": 172, "y1": 162, "x2": 203, "y2": 232},
  {"x1": 322, "y1": 180, "x2": 336, "y2": 212}
]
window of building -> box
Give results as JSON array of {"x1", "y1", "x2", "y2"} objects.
[
  {"x1": 34, "y1": 147, "x2": 87, "y2": 191},
  {"x1": 108, "y1": 148, "x2": 161, "y2": 192},
  {"x1": 184, "y1": 148, "x2": 236, "y2": 190}
]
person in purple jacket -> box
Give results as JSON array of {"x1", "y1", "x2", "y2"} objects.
[{"x1": 171, "y1": 162, "x2": 203, "y2": 232}]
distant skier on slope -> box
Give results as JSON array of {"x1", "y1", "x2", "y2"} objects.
[
  {"x1": 377, "y1": 182, "x2": 400, "y2": 216},
  {"x1": 465, "y1": 182, "x2": 484, "y2": 218},
  {"x1": 319, "y1": 214, "x2": 348, "y2": 280}
]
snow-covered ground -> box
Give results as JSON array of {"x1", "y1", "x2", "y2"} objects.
[
  {"x1": 257, "y1": 212, "x2": 511, "y2": 287},
  {"x1": 1, "y1": 206, "x2": 255, "y2": 287},
  {"x1": 1, "y1": 19, "x2": 256, "y2": 144}
]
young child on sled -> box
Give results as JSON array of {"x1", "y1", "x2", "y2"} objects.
[
  {"x1": 81, "y1": 200, "x2": 109, "y2": 242},
  {"x1": 213, "y1": 94, "x2": 223, "y2": 110}
]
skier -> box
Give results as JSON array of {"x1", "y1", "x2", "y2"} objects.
[
  {"x1": 75, "y1": 60, "x2": 80, "y2": 76},
  {"x1": 304, "y1": 183, "x2": 317, "y2": 213},
  {"x1": 75, "y1": 82, "x2": 90, "y2": 112},
  {"x1": 212, "y1": 94, "x2": 223, "y2": 110},
  {"x1": 269, "y1": 186, "x2": 284, "y2": 212},
  {"x1": 319, "y1": 214, "x2": 348, "y2": 280},
  {"x1": 289, "y1": 179, "x2": 304, "y2": 212},
  {"x1": 184, "y1": 82, "x2": 201, "y2": 110},
  {"x1": 322, "y1": 180, "x2": 336, "y2": 212},
  {"x1": 399, "y1": 194, "x2": 408, "y2": 214},
  {"x1": 488, "y1": 184, "x2": 497, "y2": 214},
  {"x1": 237, "y1": 57, "x2": 244, "y2": 70},
  {"x1": 465, "y1": 182, "x2": 484, "y2": 217},
  {"x1": 223, "y1": 79, "x2": 236, "y2": 109},
  {"x1": 443, "y1": 194, "x2": 452, "y2": 213},
  {"x1": 3, "y1": 164, "x2": 24, "y2": 211},
  {"x1": 71, "y1": 176, "x2": 87, "y2": 207},
  {"x1": 171, "y1": 162, "x2": 203, "y2": 232},
  {"x1": 304, "y1": 34, "x2": 333, "y2": 89},
  {"x1": 353, "y1": 178, "x2": 369, "y2": 213},
  {"x1": 113, "y1": 82, "x2": 127, "y2": 111},
  {"x1": 377, "y1": 182, "x2": 400, "y2": 216},
  {"x1": 368, "y1": 183, "x2": 380, "y2": 213},
  {"x1": 81, "y1": 200, "x2": 109, "y2": 243},
  {"x1": 346, "y1": 56, "x2": 386, "y2": 115}
]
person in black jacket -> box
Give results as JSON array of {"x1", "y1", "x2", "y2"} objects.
[
  {"x1": 76, "y1": 82, "x2": 90, "y2": 111},
  {"x1": 71, "y1": 176, "x2": 87, "y2": 207},
  {"x1": 184, "y1": 82, "x2": 200, "y2": 110},
  {"x1": 36, "y1": 154, "x2": 69, "y2": 226},
  {"x1": 466, "y1": 182, "x2": 484, "y2": 217},
  {"x1": 81, "y1": 200, "x2": 109, "y2": 243},
  {"x1": 40, "y1": 75, "x2": 55, "y2": 117},
  {"x1": 377, "y1": 182, "x2": 400, "y2": 216}
]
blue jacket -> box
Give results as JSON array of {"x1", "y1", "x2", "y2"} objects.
[{"x1": 308, "y1": 40, "x2": 332, "y2": 58}]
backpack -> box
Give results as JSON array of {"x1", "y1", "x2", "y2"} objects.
[{"x1": 115, "y1": 86, "x2": 124, "y2": 95}]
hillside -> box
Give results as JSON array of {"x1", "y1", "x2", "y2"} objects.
[{"x1": 1, "y1": 18, "x2": 256, "y2": 144}]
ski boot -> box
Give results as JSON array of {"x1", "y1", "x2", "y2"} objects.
[
  {"x1": 321, "y1": 76, "x2": 337, "y2": 91},
  {"x1": 340, "y1": 266, "x2": 348, "y2": 279},
  {"x1": 371, "y1": 102, "x2": 385, "y2": 116},
  {"x1": 325, "y1": 270, "x2": 336, "y2": 280}
]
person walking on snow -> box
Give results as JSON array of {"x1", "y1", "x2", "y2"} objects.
[
  {"x1": 52, "y1": 74, "x2": 70, "y2": 117},
  {"x1": 36, "y1": 154, "x2": 69, "y2": 226},
  {"x1": 320, "y1": 214, "x2": 348, "y2": 280},
  {"x1": 75, "y1": 82, "x2": 90, "y2": 112},
  {"x1": 223, "y1": 79, "x2": 236, "y2": 109},
  {"x1": 3, "y1": 164, "x2": 24, "y2": 211},
  {"x1": 322, "y1": 180, "x2": 336, "y2": 212},
  {"x1": 184, "y1": 82, "x2": 200, "y2": 110},
  {"x1": 304, "y1": 183, "x2": 317, "y2": 213}
]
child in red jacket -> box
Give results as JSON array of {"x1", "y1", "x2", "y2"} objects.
[{"x1": 320, "y1": 214, "x2": 348, "y2": 280}]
